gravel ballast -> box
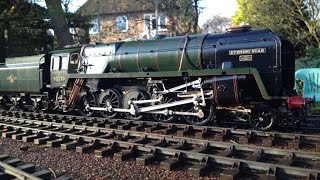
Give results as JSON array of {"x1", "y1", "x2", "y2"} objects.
[{"x1": 0, "y1": 137, "x2": 216, "y2": 179}]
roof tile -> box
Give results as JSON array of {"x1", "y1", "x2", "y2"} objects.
[{"x1": 80, "y1": 0, "x2": 155, "y2": 16}]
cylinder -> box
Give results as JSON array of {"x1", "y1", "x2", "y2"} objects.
[{"x1": 203, "y1": 75, "x2": 246, "y2": 105}]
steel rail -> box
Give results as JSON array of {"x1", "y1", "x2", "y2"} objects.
[
  {"x1": 0, "y1": 154, "x2": 51, "y2": 180},
  {"x1": 5, "y1": 111, "x2": 320, "y2": 143},
  {"x1": 0, "y1": 116, "x2": 319, "y2": 178},
  {"x1": 0, "y1": 161, "x2": 42, "y2": 180},
  {"x1": 2, "y1": 116, "x2": 319, "y2": 160}
]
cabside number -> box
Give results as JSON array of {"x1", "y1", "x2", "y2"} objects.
[{"x1": 53, "y1": 75, "x2": 66, "y2": 82}]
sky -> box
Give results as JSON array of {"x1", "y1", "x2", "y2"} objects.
[
  {"x1": 199, "y1": 0, "x2": 237, "y2": 25},
  {"x1": 46, "y1": 0, "x2": 238, "y2": 26}
]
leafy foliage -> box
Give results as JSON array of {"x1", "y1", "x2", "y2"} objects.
[
  {"x1": 159, "y1": 0, "x2": 196, "y2": 35},
  {"x1": 67, "y1": 13, "x2": 91, "y2": 44},
  {"x1": 296, "y1": 47, "x2": 320, "y2": 70},
  {"x1": 0, "y1": 0, "x2": 53, "y2": 56},
  {"x1": 202, "y1": 15, "x2": 231, "y2": 33},
  {"x1": 160, "y1": 0, "x2": 202, "y2": 34},
  {"x1": 232, "y1": 0, "x2": 320, "y2": 52},
  {"x1": 0, "y1": 0, "x2": 93, "y2": 55}
]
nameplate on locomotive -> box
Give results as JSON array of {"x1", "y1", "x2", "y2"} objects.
[{"x1": 229, "y1": 48, "x2": 266, "y2": 55}]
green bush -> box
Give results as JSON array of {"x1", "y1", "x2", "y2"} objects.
[{"x1": 296, "y1": 47, "x2": 320, "y2": 70}]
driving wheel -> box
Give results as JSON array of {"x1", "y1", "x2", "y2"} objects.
[
  {"x1": 98, "y1": 88, "x2": 122, "y2": 119},
  {"x1": 151, "y1": 93, "x2": 177, "y2": 123},
  {"x1": 77, "y1": 91, "x2": 96, "y2": 117},
  {"x1": 183, "y1": 101, "x2": 215, "y2": 125},
  {"x1": 249, "y1": 105, "x2": 276, "y2": 131},
  {"x1": 122, "y1": 89, "x2": 148, "y2": 120}
]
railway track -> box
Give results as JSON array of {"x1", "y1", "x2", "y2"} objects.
[
  {"x1": 0, "y1": 153, "x2": 52, "y2": 179},
  {"x1": 3, "y1": 110, "x2": 320, "y2": 132},
  {"x1": 3, "y1": 111, "x2": 320, "y2": 151},
  {"x1": 0, "y1": 111, "x2": 319, "y2": 179}
]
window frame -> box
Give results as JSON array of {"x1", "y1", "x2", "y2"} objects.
[
  {"x1": 116, "y1": 15, "x2": 128, "y2": 32},
  {"x1": 51, "y1": 54, "x2": 69, "y2": 71},
  {"x1": 89, "y1": 17, "x2": 100, "y2": 34},
  {"x1": 144, "y1": 13, "x2": 167, "y2": 32},
  {"x1": 70, "y1": 53, "x2": 80, "y2": 64}
]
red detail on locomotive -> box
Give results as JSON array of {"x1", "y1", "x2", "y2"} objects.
[{"x1": 287, "y1": 96, "x2": 305, "y2": 109}]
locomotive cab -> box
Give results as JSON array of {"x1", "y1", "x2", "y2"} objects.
[
  {"x1": 50, "y1": 53, "x2": 70, "y2": 88},
  {"x1": 48, "y1": 47, "x2": 80, "y2": 88}
]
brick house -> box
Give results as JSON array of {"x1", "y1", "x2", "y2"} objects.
[{"x1": 79, "y1": 0, "x2": 172, "y2": 43}]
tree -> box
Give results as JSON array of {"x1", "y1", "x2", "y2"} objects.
[
  {"x1": 0, "y1": 0, "x2": 85, "y2": 55},
  {"x1": 0, "y1": 0, "x2": 8, "y2": 62},
  {"x1": 282, "y1": 0, "x2": 320, "y2": 46},
  {"x1": 0, "y1": 0, "x2": 53, "y2": 56},
  {"x1": 296, "y1": 47, "x2": 320, "y2": 70},
  {"x1": 232, "y1": 0, "x2": 320, "y2": 49},
  {"x1": 160, "y1": 0, "x2": 195, "y2": 35},
  {"x1": 202, "y1": 15, "x2": 231, "y2": 33},
  {"x1": 45, "y1": 0, "x2": 74, "y2": 47},
  {"x1": 192, "y1": 0, "x2": 200, "y2": 33},
  {"x1": 232, "y1": 0, "x2": 252, "y2": 26},
  {"x1": 159, "y1": 0, "x2": 202, "y2": 35}
]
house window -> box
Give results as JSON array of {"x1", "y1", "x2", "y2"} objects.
[
  {"x1": 116, "y1": 16, "x2": 128, "y2": 32},
  {"x1": 89, "y1": 17, "x2": 99, "y2": 34},
  {"x1": 144, "y1": 13, "x2": 167, "y2": 31}
]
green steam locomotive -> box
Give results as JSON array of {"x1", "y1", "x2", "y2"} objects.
[{"x1": 0, "y1": 26, "x2": 306, "y2": 130}]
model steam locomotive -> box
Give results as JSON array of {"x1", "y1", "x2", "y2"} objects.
[{"x1": 0, "y1": 26, "x2": 306, "y2": 130}]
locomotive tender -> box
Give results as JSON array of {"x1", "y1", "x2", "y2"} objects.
[{"x1": 0, "y1": 26, "x2": 306, "y2": 130}]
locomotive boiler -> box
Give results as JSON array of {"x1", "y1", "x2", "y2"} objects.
[{"x1": 0, "y1": 26, "x2": 306, "y2": 130}]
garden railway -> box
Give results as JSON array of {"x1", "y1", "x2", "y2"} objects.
[
  {"x1": 0, "y1": 111, "x2": 319, "y2": 179},
  {"x1": 0, "y1": 0, "x2": 319, "y2": 179},
  {"x1": 0, "y1": 24, "x2": 318, "y2": 179},
  {"x1": 0, "y1": 26, "x2": 308, "y2": 131}
]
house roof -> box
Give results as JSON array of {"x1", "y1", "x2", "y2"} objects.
[{"x1": 79, "y1": 0, "x2": 156, "y2": 16}]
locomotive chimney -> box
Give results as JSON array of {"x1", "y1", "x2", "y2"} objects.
[{"x1": 226, "y1": 25, "x2": 252, "y2": 33}]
